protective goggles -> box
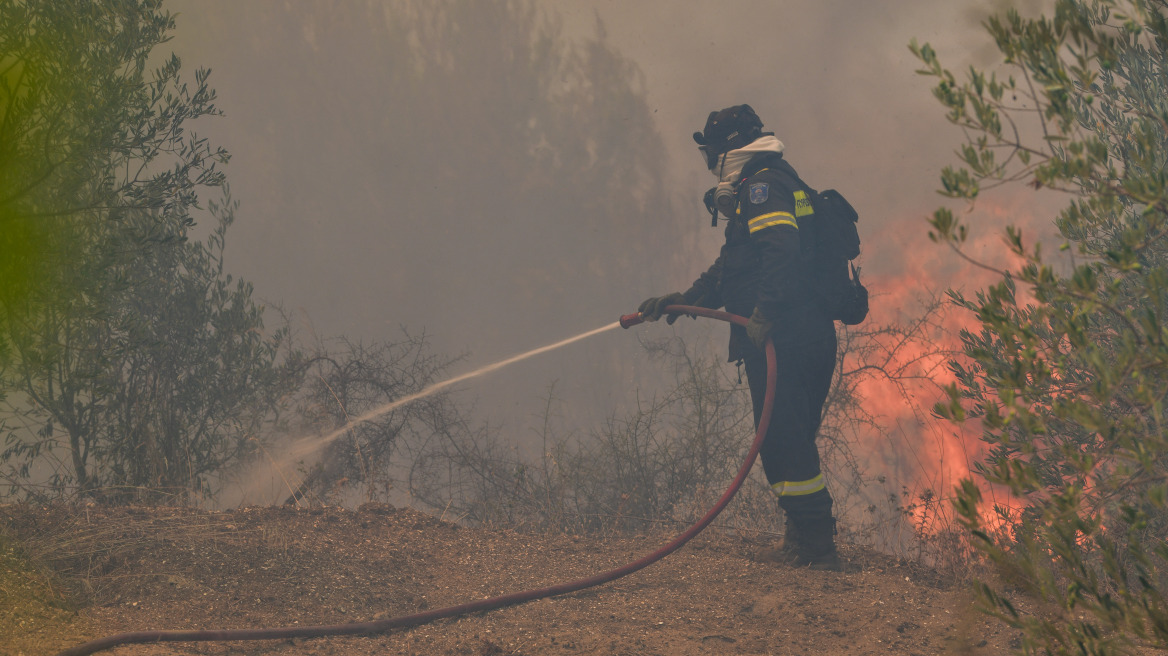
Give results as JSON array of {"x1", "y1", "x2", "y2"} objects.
[{"x1": 697, "y1": 144, "x2": 726, "y2": 171}]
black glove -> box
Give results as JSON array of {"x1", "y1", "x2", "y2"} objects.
[
  {"x1": 745, "y1": 307, "x2": 774, "y2": 351},
  {"x1": 638, "y1": 292, "x2": 686, "y2": 323}
]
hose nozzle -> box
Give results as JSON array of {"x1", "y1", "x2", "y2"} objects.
[{"x1": 619, "y1": 312, "x2": 644, "y2": 329}]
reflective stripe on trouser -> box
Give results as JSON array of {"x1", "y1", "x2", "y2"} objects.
[{"x1": 770, "y1": 474, "x2": 826, "y2": 497}]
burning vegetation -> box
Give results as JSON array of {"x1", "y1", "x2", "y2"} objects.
[{"x1": 4, "y1": 0, "x2": 1168, "y2": 654}]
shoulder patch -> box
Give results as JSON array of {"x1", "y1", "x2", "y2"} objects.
[
  {"x1": 748, "y1": 182, "x2": 769, "y2": 204},
  {"x1": 794, "y1": 190, "x2": 815, "y2": 217}
]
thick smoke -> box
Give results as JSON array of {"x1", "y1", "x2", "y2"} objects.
[{"x1": 165, "y1": 0, "x2": 1062, "y2": 509}]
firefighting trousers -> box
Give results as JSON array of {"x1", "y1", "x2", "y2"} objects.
[{"x1": 742, "y1": 319, "x2": 837, "y2": 524}]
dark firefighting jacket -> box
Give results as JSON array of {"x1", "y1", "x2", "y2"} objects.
[{"x1": 683, "y1": 152, "x2": 825, "y2": 361}]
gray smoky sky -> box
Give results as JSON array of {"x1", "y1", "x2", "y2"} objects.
[{"x1": 162, "y1": 0, "x2": 1053, "y2": 499}]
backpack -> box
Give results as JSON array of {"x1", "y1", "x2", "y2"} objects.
[{"x1": 803, "y1": 189, "x2": 868, "y2": 325}]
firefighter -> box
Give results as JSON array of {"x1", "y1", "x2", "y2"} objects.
[{"x1": 638, "y1": 104, "x2": 841, "y2": 571}]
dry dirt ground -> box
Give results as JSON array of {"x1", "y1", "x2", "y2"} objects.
[{"x1": 0, "y1": 504, "x2": 1022, "y2": 656}]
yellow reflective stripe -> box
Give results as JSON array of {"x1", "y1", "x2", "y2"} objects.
[
  {"x1": 794, "y1": 190, "x2": 814, "y2": 217},
  {"x1": 770, "y1": 474, "x2": 825, "y2": 497},
  {"x1": 748, "y1": 211, "x2": 797, "y2": 233}
]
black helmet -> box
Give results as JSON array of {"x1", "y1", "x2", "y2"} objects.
[{"x1": 693, "y1": 104, "x2": 766, "y2": 169}]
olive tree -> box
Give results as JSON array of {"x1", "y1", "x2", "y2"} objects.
[
  {"x1": 0, "y1": 1, "x2": 300, "y2": 501},
  {"x1": 916, "y1": 1, "x2": 1168, "y2": 652}
]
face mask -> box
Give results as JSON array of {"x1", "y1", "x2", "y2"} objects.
[
  {"x1": 713, "y1": 180, "x2": 737, "y2": 216},
  {"x1": 700, "y1": 152, "x2": 738, "y2": 225},
  {"x1": 702, "y1": 179, "x2": 739, "y2": 226}
]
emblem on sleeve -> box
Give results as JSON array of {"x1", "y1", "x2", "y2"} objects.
[{"x1": 749, "y1": 182, "x2": 769, "y2": 204}]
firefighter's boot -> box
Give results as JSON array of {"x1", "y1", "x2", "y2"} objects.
[
  {"x1": 795, "y1": 517, "x2": 842, "y2": 571},
  {"x1": 757, "y1": 517, "x2": 842, "y2": 571}
]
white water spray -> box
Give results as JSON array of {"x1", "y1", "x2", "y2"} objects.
[{"x1": 281, "y1": 321, "x2": 622, "y2": 464}]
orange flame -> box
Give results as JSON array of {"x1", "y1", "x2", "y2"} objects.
[{"x1": 844, "y1": 195, "x2": 1056, "y2": 534}]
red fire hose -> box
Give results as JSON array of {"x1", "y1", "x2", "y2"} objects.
[{"x1": 57, "y1": 306, "x2": 777, "y2": 656}]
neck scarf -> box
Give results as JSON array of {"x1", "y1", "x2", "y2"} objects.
[{"x1": 712, "y1": 135, "x2": 786, "y2": 183}]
